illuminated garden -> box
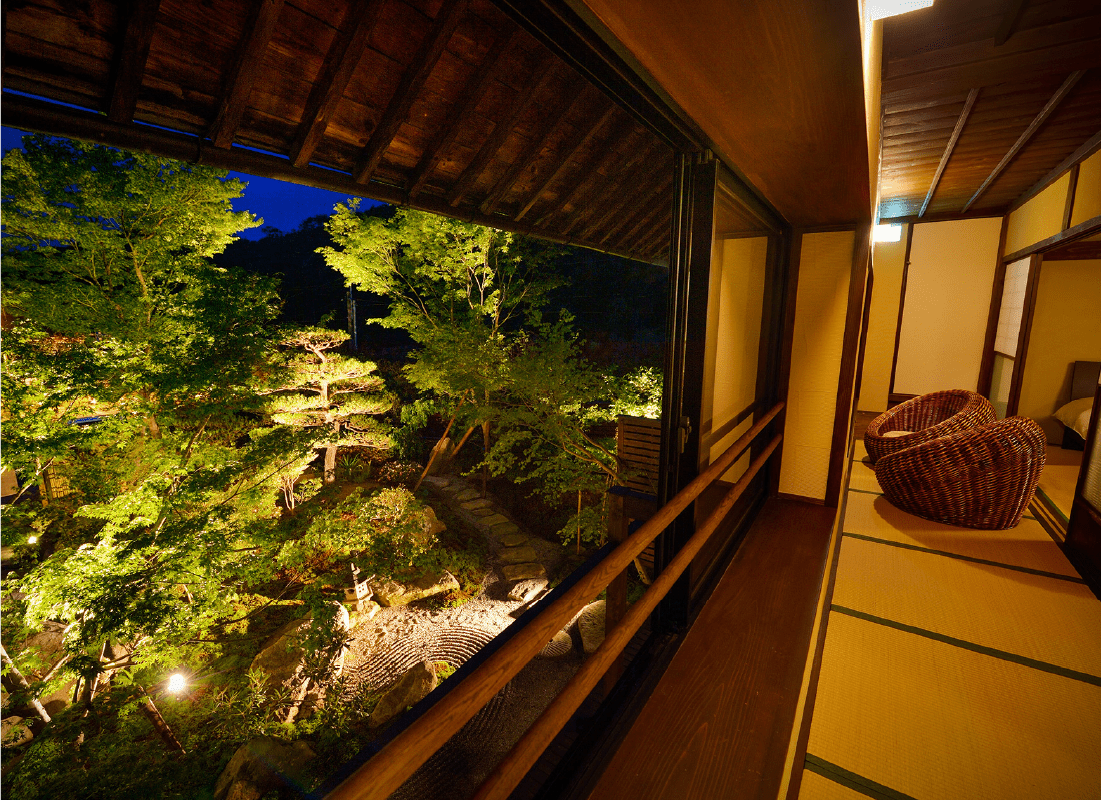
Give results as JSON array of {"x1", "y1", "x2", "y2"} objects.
[{"x1": 0, "y1": 136, "x2": 664, "y2": 799}]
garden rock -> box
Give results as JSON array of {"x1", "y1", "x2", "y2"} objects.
[
  {"x1": 499, "y1": 545, "x2": 538, "y2": 565},
  {"x1": 502, "y1": 563, "x2": 546, "y2": 581},
  {"x1": 213, "y1": 736, "x2": 315, "y2": 800},
  {"x1": 424, "y1": 437, "x2": 453, "y2": 475},
  {"x1": 539, "y1": 630, "x2": 573, "y2": 659},
  {"x1": 249, "y1": 602, "x2": 351, "y2": 700},
  {"x1": 369, "y1": 660, "x2": 438, "y2": 728},
  {"x1": 508, "y1": 577, "x2": 548, "y2": 603},
  {"x1": 374, "y1": 571, "x2": 459, "y2": 607},
  {"x1": 577, "y1": 600, "x2": 606, "y2": 654}
]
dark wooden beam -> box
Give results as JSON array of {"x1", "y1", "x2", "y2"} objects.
[
  {"x1": 353, "y1": 0, "x2": 469, "y2": 184},
  {"x1": 1045, "y1": 240, "x2": 1101, "y2": 260},
  {"x1": 446, "y1": 53, "x2": 558, "y2": 208},
  {"x1": 1062, "y1": 162, "x2": 1080, "y2": 230},
  {"x1": 601, "y1": 175, "x2": 671, "y2": 246},
  {"x1": 289, "y1": 0, "x2": 386, "y2": 169},
  {"x1": 106, "y1": 0, "x2": 164, "y2": 123},
  {"x1": 407, "y1": 28, "x2": 518, "y2": 200},
  {"x1": 1010, "y1": 128, "x2": 1101, "y2": 212},
  {"x1": 533, "y1": 116, "x2": 638, "y2": 227},
  {"x1": 581, "y1": 156, "x2": 667, "y2": 241},
  {"x1": 1002, "y1": 213, "x2": 1101, "y2": 263},
  {"x1": 5, "y1": 93, "x2": 660, "y2": 264},
  {"x1": 919, "y1": 88, "x2": 979, "y2": 217},
  {"x1": 479, "y1": 78, "x2": 586, "y2": 215},
  {"x1": 561, "y1": 140, "x2": 658, "y2": 237},
  {"x1": 993, "y1": 0, "x2": 1028, "y2": 47},
  {"x1": 513, "y1": 104, "x2": 617, "y2": 222},
  {"x1": 962, "y1": 71, "x2": 1085, "y2": 212},
  {"x1": 207, "y1": 0, "x2": 286, "y2": 149}
]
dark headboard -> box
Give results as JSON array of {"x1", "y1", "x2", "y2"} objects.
[{"x1": 1071, "y1": 361, "x2": 1101, "y2": 403}]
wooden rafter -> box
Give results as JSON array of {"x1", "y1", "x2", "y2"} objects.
[
  {"x1": 407, "y1": 28, "x2": 518, "y2": 199},
  {"x1": 534, "y1": 118, "x2": 641, "y2": 227},
  {"x1": 289, "y1": 0, "x2": 386, "y2": 169},
  {"x1": 446, "y1": 53, "x2": 558, "y2": 208},
  {"x1": 581, "y1": 157, "x2": 667, "y2": 241},
  {"x1": 564, "y1": 141, "x2": 658, "y2": 237},
  {"x1": 919, "y1": 87, "x2": 979, "y2": 217},
  {"x1": 993, "y1": 0, "x2": 1028, "y2": 47},
  {"x1": 962, "y1": 70, "x2": 1085, "y2": 211},
  {"x1": 106, "y1": 0, "x2": 164, "y2": 123},
  {"x1": 353, "y1": 0, "x2": 469, "y2": 184},
  {"x1": 1010, "y1": 127, "x2": 1101, "y2": 211},
  {"x1": 479, "y1": 78, "x2": 586, "y2": 215},
  {"x1": 514, "y1": 104, "x2": 618, "y2": 222},
  {"x1": 207, "y1": 0, "x2": 286, "y2": 149},
  {"x1": 601, "y1": 174, "x2": 671, "y2": 245}
]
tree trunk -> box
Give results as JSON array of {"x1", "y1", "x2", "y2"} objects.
[
  {"x1": 0, "y1": 644, "x2": 51, "y2": 724},
  {"x1": 324, "y1": 443, "x2": 337, "y2": 484}
]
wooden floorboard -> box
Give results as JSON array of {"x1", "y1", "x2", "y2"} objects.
[{"x1": 584, "y1": 498, "x2": 836, "y2": 800}]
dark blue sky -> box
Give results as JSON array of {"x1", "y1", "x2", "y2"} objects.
[{"x1": 2, "y1": 126, "x2": 384, "y2": 240}]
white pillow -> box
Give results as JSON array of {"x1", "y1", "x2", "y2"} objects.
[{"x1": 1054, "y1": 397, "x2": 1094, "y2": 439}]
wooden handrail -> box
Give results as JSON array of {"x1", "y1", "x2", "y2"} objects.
[
  {"x1": 472, "y1": 433, "x2": 783, "y2": 800},
  {"x1": 325, "y1": 402, "x2": 784, "y2": 800}
]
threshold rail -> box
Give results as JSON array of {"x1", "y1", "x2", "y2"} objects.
[{"x1": 327, "y1": 402, "x2": 785, "y2": 800}]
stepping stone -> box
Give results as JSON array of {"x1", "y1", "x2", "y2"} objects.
[
  {"x1": 479, "y1": 513, "x2": 509, "y2": 527},
  {"x1": 499, "y1": 532, "x2": 529, "y2": 547},
  {"x1": 502, "y1": 563, "x2": 546, "y2": 581},
  {"x1": 538, "y1": 630, "x2": 573, "y2": 659},
  {"x1": 491, "y1": 522, "x2": 520, "y2": 536},
  {"x1": 470, "y1": 507, "x2": 494, "y2": 517},
  {"x1": 499, "y1": 545, "x2": 538, "y2": 564},
  {"x1": 509, "y1": 577, "x2": 548, "y2": 602},
  {"x1": 455, "y1": 489, "x2": 481, "y2": 502},
  {"x1": 460, "y1": 498, "x2": 492, "y2": 510},
  {"x1": 422, "y1": 476, "x2": 450, "y2": 488}
]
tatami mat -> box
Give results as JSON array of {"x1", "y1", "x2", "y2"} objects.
[
  {"x1": 847, "y1": 458, "x2": 880, "y2": 495},
  {"x1": 797, "y1": 768, "x2": 870, "y2": 800},
  {"x1": 1037, "y1": 445, "x2": 1082, "y2": 522},
  {"x1": 842, "y1": 490, "x2": 1077, "y2": 578},
  {"x1": 805, "y1": 612, "x2": 1101, "y2": 800},
  {"x1": 852, "y1": 440, "x2": 868, "y2": 462},
  {"x1": 833, "y1": 535, "x2": 1101, "y2": 678}
]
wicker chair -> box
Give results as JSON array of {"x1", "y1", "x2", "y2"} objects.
[
  {"x1": 874, "y1": 416, "x2": 1046, "y2": 530},
  {"x1": 864, "y1": 389, "x2": 996, "y2": 464}
]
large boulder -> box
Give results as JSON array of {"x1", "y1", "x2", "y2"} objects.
[
  {"x1": 508, "y1": 577, "x2": 548, "y2": 603},
  {"x1": 577, "y1": 600, "x2": 606, "y2": 655},
  {"x1": 2, "y1": 716, "x2": 34, "y2": 747},
  {"x1": 369, "y1": 661, "x2": 438, "y2": 729},
  {"x1": 373, "y1": 571, "x2": 459, "y2": 607},
  {"x1": 213, "y1": 737, "x2": 315, "y2": 800}
]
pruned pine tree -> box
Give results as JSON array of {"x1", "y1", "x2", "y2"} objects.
[{"x1": 264, "y1": 328, "x2": 392, "y2": 483}]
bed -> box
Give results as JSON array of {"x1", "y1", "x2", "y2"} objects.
[{"x1": 1055, "y1": 360, "x2": 1101, "y2": 450}]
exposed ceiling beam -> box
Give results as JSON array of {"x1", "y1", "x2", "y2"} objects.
[
  {"x1": 919, "y1": 88, "x2": 979, "y2": 217},
  {"x1": 883, "y1": 18, "x2": 1099, "y2": 99},
  {"x1": 606, "y1": 182, "x2": 670, "y2": 247},
  {"x1": 963, "y1": 70, "x2": 1085, "y2": 212},
  {"x1": 580, "y1": 156, "x2": 667, "y2": 241},
  {"x1": 993, "y1": 0, "x2": 1028, "y2": 47},
  {"x1": 446, "y1": 53, "x2": 558, "y2": 208},
  {"x1": 4, "y1": 93, "x2": 657, "y2": 263},
  {"x1": 106, "y1": 0, "x2": 164, "y2": 123},
  {"x1": 533, "y1": 116, "x2": 637, "y2": 227},
  {"x1": 289, "y1": 0, "x2": 386, "y2": 169},
  {"x1": 207, "y1": 0, "x2": 285, "y2": 149},
  {"x1": 479, "y1": 78, "x2": 586, "y2": 215},
  {"x1": 353, "y1": 0, "x2": 469, "y2": 184},
  {"x1": 407, "y1": 28, "x2": 518, "y2": 200},
  {"x1": 562, "y1": 140, "x2": 657, "y2": 237},
  {"x1": 514, "y1": 104, "x2": 617, "y2": 222},
  {"x1": 1009, "y1": 127, "x2": 1101, "y2": 212}
]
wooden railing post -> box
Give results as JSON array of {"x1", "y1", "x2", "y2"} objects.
[{"x1": 603, "y1": 491, "x2": 629, "y2": 693}]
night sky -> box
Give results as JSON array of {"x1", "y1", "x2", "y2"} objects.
[{"x1": 1, "y1": 126, "x2": 384, "y2": 240}]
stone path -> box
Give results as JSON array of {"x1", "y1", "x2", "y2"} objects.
[{"x1": 422, "y1": 475, "x2": 558, "y2": 590}]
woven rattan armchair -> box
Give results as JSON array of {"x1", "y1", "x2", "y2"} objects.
[
  {"x1": 864, "y1": 389, "x2": 996, "y2": 464},
  {"x1": 874, "y1": 416, "x2": 1046, "y2": 530}
]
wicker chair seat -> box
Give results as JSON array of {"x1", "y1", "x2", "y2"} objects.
[
  {"x1": 874, "y1": 416, "x2": 1046, "y2": 530},
  {"x1": 864, "y1": 389, "x2": 996, "y2": 464}
]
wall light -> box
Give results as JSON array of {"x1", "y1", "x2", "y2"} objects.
[
  {"x1": 873, "y1": 224, "x2": 903, "y2": 243},
  {"x1": 867, "y1": 0, "x2": 934, "y2": 21}
]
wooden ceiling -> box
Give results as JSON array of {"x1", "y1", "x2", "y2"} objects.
[
  {"x1": 1, "y1": 0, "x2": 675, "y2": 263},
  {"x1": 878, "y1": 0, "x2": 1101, "y2": 220}
]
